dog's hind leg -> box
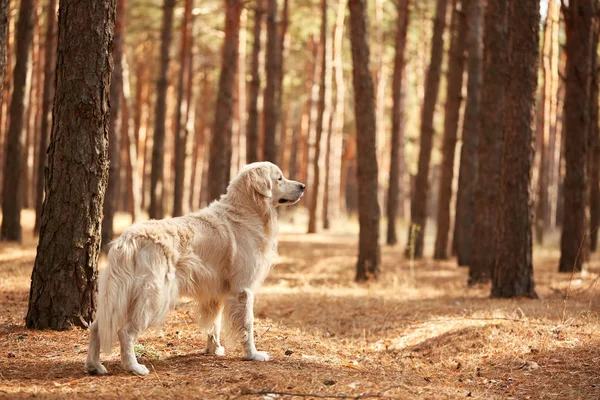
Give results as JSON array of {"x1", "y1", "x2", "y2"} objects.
[
  {"x1": 85, "y1": 320, "x2": 108, "y2": 375},
  {"x1": 225, "y1": 289, "x2": 269, "y2": 361},
  {"x1": 204, "y1": 305, "x2": 225, "y2": 356},
  {"x1": 118, "y1": 323, "x2": 149, "y2": 376}
]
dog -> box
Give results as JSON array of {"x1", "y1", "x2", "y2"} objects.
[{"x1": 84, "y1": 162, "x2": 305, "y2": 375}]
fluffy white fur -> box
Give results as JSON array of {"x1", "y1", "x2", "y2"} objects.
[{"x1": 85, "y1": 162, "x2": 305, "y2": 376}]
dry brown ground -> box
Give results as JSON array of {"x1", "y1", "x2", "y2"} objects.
[{"x1": 1, "y1": 210, "x2": 600, "y2": 399}]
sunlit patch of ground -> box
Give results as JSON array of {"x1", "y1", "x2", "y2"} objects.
[{"x1": 1, "y1": 209, "x2": 599, "y2": 399}]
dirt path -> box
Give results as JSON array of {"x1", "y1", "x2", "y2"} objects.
[{"x1": 1, "y1": 211, "x2": 599, "y2": 399}]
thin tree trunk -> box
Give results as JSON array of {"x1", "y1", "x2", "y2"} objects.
[
  {"x1": 0, "y1": 0, "x2": 7, "y2": 114},
  {"x1": 246, "y1": 0, "x2": 263, "y2": 164},
  {"x1": 262, "y1": 0, "x2": 280, "y2": 162},
  {"x1": 406, "y1": 0, "x2": 449, "y2": 259},
  {"x1": 433, "y1": 0, "x2": 467, "y2": 257},
  {"x1": 237, "y1": 8, "x2": 247, "y2": 170},
  {"x1": 23, "y1": 0, "x2": 39, "y2": 211},
  {"x1": 34, "y1": 0, "x2": 55, "y2": 234},
  {"x1": 207, "y1": 0, "x2": 243, "y2": 202},
  {"x1": 546, "y1": 1, "x2": 561, "y2": 230},
  {"x1": 554, "y1": 50, "x2": 567, "y2": 228},
  {"x1": 26, "y1": 0, "x2": 115, "y2": 329},
  {"x1": 122, "y1": 53, "x2": 140, "y2": 222},
  {"x1": 349, "y1": 0, "x2": 380, "y2": 281},
  {"x1": 559, "y1": 0, "x2": 594, "y2": 273},
  {"x1": 386, "y1": 0, "x2": 410, "y2": 246},
  {"x1": 149, "y1": 0, "x2": 175, "y2": 219},
  {"x1": 589, "y1": 23, "x2": 599, "y2": 252},
  {"x1": 308, "y1": 0, "x2": 328, "y2": 234},
  {"x1": 172, "y1": 0, "x2": 193, "y2": 217},
  {"x1": 455, "y1": 0, "x2": 482, "y2": 267},
  {"x1": 101, "y1": 0, "x2": 124, "y2": 247},
  {"x1": 1, "y1": 0, "x2": 35, "y2": 242},
  {"x1": 535, "y1": 0, "x2": 559, "y2": 244},
  {"x1": 491, "y1": 0, "x2": 539, "y2": 298},
  {"x1": 0, "y1": 0, "x2": 12, "y2": 204},
  {"x1": 329, "y1": 0, "x2": 346, "y2": 221}
]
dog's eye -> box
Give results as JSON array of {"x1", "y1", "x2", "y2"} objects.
[{"x1": 278, "y1": 176, "x2": 283, "y2": 181}]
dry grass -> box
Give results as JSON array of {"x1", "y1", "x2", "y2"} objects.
[{"x1": 1, "y1": 210, "x2": 600, "y2": 399}]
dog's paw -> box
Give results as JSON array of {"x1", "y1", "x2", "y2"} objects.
[
  {"x1": 85, "y1": 362, "x2": 108, "y2": 375},
  {"x1": 245, "y1": 351, "x2": 270, "y2": 362},
  {"x1": 124, "y1": 362, "x2": 150, "y2": 376},
  {"x1": 202, "y1": 345, "x2": 225, "y2": 356}
]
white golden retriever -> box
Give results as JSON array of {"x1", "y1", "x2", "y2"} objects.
[{"x1": 85, "y1": 162, "x2": 305, "y2": 375}]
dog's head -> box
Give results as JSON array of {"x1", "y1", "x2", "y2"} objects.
[{"x1": 231, "y1": 162, "x2": 305, "y2": 207}]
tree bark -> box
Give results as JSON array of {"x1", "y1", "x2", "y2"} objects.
[
  {"x1": 386, "y1": 0, "x2": 410, "y2": 246},
  {"x1": 491, "y1": 0, "x2": 539, "y2": 298},
  {"x1": 559, "y1": 0, "x2": 594, "y2": 273},
  {"x1": 122, "y1": 53, "x2": 140, "y2": 222},
  {"x1": 207, "y1": 0, "x2": 243, "y2": 202},
  {"x1": 432, "y1": 0, "x2": 467, "y2": 257},
  {"x1": 349, "y1": 0, "x2": 380, "y2": 281},
  {"x1": 246, "y1": 0, "x2": 263, "y2": 164},
  {"x1": 406, "y1": 0, "x2": 449, "y2": 259},
  {"x1": 262, "y1": 0, "x2": 280, "y2": 162},
  {"x1": 149, "y1": 0, "x2": 175, "y2": 219},
  {"x1": 308, "y1": 0, "x2": 328, "y2": 234},
  {"x1": 470, "y1": 0, "x2": 506, "y2": 283},
  {"x1": 172, "y1": 0, "x2": 194, "y2": 217},
  {"x1": 1, "y1": 0, "x2": 35, "y2": 242},
  {"x1": 34, "y1": 0, "x2": 57, "y2": 234},
  {"x1": 101, "y1": 0, "x2": 124, "y2": 247},
  {"x1": 535, "y1": 0, "x2": 559, "y2": 245},
  {"x1": 589, "y1": 23, "x2": 600, "y2": 252},
  {"x1": 455, "y1": 0, "x2": 482, "y2": 267},
  {"x1": 0, "y1": 0, "x2": 7, "y2": 110},
  {"x1": 545, "y1": 1, "x2": 561, "y2": 231},
  {"x1": 25, "y1": 0, "x2": 115, "y2": 329}
]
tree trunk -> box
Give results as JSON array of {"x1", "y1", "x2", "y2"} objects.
[
  {"x1": 1, "y1": 0, "x2": 35, "y2": 242},
  {"x1": 0, "y1": 0, "x2": 11, "y2": 204},
  {"x1": 149, "y1": 0, "x2": 175, "y2": 219},
  {"x1": 262, "y1": 0, "x2": 280, "y2": 162},
  {"x1": 589, "y1": 24, "x2": 600, "y2": 252},
  {"x1": 0, "y1": 0, "x2": 7, "y2": 110},
  {"x1": 554, "y1": 51, "x2": 568, "y2": 228},
  {"x1": 386, "y1": 0, "x2": 410, "y2": 246},
  {"x1": 406, "y1": 0, "x2": 449, "y2": 259},
  {"x1": 172, "y1": 0, "x2": 193, "y2": 217},
  {"x1": 432, "y1": 0, "x2": 467, "y2": 257},
  {"x1": 470, "y1": 0, "x2": 505, "y2": 283},
  {"x1": 546, "y1": 1, "x2": 561, "y2": 230},
  {"x1": 34, "y1": 0, "x2": 56, "y2": 234},
  {"x1": 535, "y1": 0, "x2": 559, "y2": 244},
  {"x1": 25, "y1": 0, "x2": 115, "y2": 329},
  {"x1": 322, "y1": 2, "x2": 335, "y2": 230},
  {"x1": 207, "y1": 0, "x2": 243, "y2": 202},
  {"x1": 236, "y1": 8, "x2": 247, "y2": 171},
  {"x1": 122, "y1": 53, "x2": 140, "y2": 222},
  {"x1": 308, "y1": 0, "x2": 328, "y2": 234},
  {"x1": 329, "y1": 0, "x2": 346, "y2": 221},
  {"x1": 491, "y1": 0, "x2": 538, "y2": 298},
  {"x1": 101, "y1": 0, "x2": 124, "y2": 247},
  {"x1": 349, "y1": 0, "x2": 380, "y2": 281},
  {"x1": 455, "y1": 0, "x2": 482, "y2": 267},
  {"x1": 559, "y1": 0, "x2": 595, "y2": 273},
  {"x1": 246, "y1": 0, "x2": 263, "y2": 164}
]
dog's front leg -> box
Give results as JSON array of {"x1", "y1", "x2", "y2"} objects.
[{"x1": 226, "y1": 289, "x2": 269, "y2": 361}]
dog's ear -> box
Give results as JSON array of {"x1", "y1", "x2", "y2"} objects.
[{"x1": 246, "y1": 166, "x2": 272, "y2": 198}]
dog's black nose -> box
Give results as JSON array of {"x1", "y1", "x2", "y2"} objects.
[{"x1": 299, "y1": 183, "x2": 306, "y2": 191}]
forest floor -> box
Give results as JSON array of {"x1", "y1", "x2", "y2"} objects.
[{"x1": 1, "y1": 210, "x2": 600, "y2": 399}]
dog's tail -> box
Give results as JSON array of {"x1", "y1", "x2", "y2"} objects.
[{"x1": 97, "y1": 236, "x2": 137, "y2": 354}]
